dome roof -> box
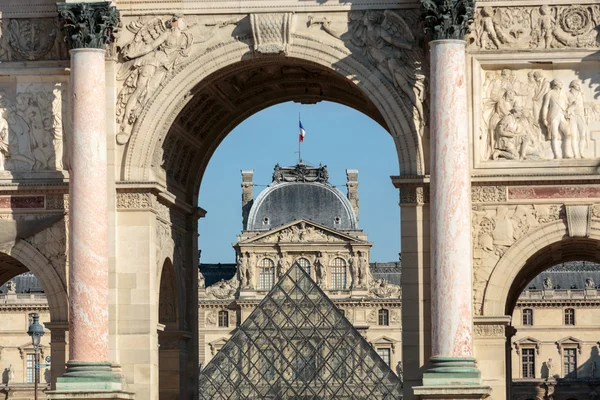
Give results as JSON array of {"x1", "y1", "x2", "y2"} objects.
[{"x1": 246, "y1": 164, "x2": 357, "y2": 231}]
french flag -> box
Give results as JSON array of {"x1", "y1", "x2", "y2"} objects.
[{"x1": 299, "y1": 120, "x2": 306, "y2": 143}]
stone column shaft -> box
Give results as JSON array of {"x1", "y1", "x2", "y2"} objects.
[
  {"x1": 68, "y1": 48, "x2": 109, "y2": 363},
  {"x1": 429, "y1": 40, "x2": 474, "y2": 359}
]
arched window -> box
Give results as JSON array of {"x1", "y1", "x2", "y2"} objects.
[
  {"x1": 330, "y1": 257, "x2": 347, "y2": 290},
  {"x1": 295, "y1": 258, "x2": 311, "y2": 276},
  {"x1": 218, "y1": 310, "x2": 229, "y2": 328},
  {"x1": 378, "y1": 309, "x2": 389, "y2": 326},
  {"x1": 522, "y1": 309, "x2": 533, "y2": 326},
  {"x1": 564, "y1": 308, "x2": 575, "y2": 325},
  {"x1": 259, "y1": 258, "x2": 275, "y2": 291}
]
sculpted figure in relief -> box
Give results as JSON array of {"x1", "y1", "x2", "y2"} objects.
[
  {"x1": 310, "y1": 11, "x2": 427, "y2": 134},
  {"x1": 6, "y1": 281, "x2": 16, "y2": 294},
  {"x1": 237, "y1": 252, "x2": 254, "y2": 288},
  {"x1": 314, "y1": 252, "x2": 327, "y2": 288},
  {"x1": 470, "y1": 5, "x2": 600, "y2": 50},
  {"x1": 482, "y1": 70, "x2": 600, "y2": 162},
  {"x1": 116, "y1": 15, "x2": 240, "y2": 144}
]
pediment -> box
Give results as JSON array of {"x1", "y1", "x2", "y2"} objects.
[
  {"x1": 513, "y1": 336, "x2": 541, "y2": 354},
  {"x1": 240, "y1": 219, "x2": 365, "y2": 244},
  {"x1": 556, "y1": 336, "x2": 583, "y2": 353}
]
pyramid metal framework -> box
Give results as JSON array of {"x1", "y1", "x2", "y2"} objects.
[{"x1": 199, "y1": 264, "x2": 403, "y2": 399}]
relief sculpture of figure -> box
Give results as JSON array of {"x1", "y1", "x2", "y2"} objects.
[
  {"x1": 349, "y1": 11, "x2": 426, "y2": 133},
  {"x1": 541, "y1": 79, "x2": 573, "y2": 159},
  {"x1": 314, "y1": 252, "x2": 327, "y2": 288},
  {"x1": 116, "y1": 16, "x2": 194, "y2": 144},
  {"x1": 116, "y1": 15, "x2": 240, "y2": 145},
  {"x1": 538, "y1": 5, "x2": 556, "y2": 49},
  {"x1": 349, "y1": 253, "x2": 358, "y2": 289},
  {"x1": 0, "y1": 95, "x2": 35, "y2": 171},
  {"x1": 567, "y1": 80, "x2": 588, "y2": 158}
]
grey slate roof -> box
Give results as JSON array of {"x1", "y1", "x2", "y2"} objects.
[
  {"x1": 526, "y1": 261, "x2": 600, "y2": 289},
  {"x1": 246, "y1": 164, "x2": 357, "y2": 231},
  {"x1": 0, "y1": 272, "x2": 43, "y2": 293}
]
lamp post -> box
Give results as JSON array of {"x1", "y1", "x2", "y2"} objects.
[{"x1": 27, "y1": 312, "x2": 44, "y2": 400}]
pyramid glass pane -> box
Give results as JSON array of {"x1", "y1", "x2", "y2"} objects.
[{"x1": 199, "y1": 264, "x2": 403, "y2": 399}]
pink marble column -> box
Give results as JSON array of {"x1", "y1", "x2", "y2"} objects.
[
  {"x1": 429, "y1": 40, "x2": 474, "y2": 359},
  {"x1": 68, "y1": 48, "x2": 109, "y2": 363}
]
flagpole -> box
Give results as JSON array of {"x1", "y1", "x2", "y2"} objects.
[{"x1": 298, "y1": 112, "x2": 301, "y2": 164}]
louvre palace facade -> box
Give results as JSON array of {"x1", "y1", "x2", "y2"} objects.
[{"x1": 0, "y1": 0, "x2": 600, "y2": 398}]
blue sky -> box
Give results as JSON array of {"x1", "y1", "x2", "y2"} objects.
[{"x1": 198, "y1": 101, "x2": 401, "y2": 263}]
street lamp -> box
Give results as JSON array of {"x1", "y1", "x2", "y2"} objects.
[{"x1": 27, "y1": 312, "x2": 44, "y2": 400}]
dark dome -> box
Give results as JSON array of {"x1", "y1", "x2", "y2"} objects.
[{"x1": 247, "y1": 181, "x2": 357, "y2": 231}]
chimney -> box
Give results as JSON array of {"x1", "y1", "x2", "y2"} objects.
[
  {"x1": 346, "y1": 169, "x2": 359, "y2": 222},
  {"x1": 241, "y1": 170, "x2": 254, "y2": 229}
]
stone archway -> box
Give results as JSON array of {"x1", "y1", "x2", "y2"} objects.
[{"x1": 0, "y1": 238, "x2": 69, "y2": 390}]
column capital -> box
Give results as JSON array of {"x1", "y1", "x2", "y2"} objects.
[
  {"x1": 56, "y1": 2, "x2": 119, "y2": 50},
  {"x1": 420, "y1": 0, "x2": 475, "y2": 41}
]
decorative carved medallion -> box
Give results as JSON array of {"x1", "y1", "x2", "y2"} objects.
[
  {"x1": 1, "y1": 18, "x2": 68, "y2": 61},
  {"x1": 469, "y1": 5, "x2": 600, "y2": 51},
  {"x1": 474, "y1": 324, "x2": 504, "y2": 337},
  {"x1": 472, "y1": 186, "x2": 506, "y2": 203},
  {"x1": 57, "y1": 2, "x2": 120, "y2": 49}
]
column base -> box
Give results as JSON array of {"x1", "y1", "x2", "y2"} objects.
[
  {"x1": 413, "y1": 385, "x2": 492, "y2": 400},
  {"x1": 46, "y1": 362, "x2": 134, "y2": 400},
  {"x1": 422, "y1": 357, "x2": 482, "y2": 385}
]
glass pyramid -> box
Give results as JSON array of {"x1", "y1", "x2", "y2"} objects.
[{"x1": 199, "y1": 263, "x2": 403, "y2": 399}]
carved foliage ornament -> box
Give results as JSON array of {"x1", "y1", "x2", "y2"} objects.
[
  {"x1": 2, "y1": 19, "x2": 68, "y2": 61},
  {"x1": 421, "y1": 0, "x2": 475, "y2": 40},
  {"x1": 470, "y1": 5, "x2": 600, "y2": 51},
  {"x1": 57, "y1": 1, "x2": 120, "y2": 50}
]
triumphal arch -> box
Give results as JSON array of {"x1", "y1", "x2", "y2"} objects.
[{"x1": 0, "y1": 0, "x2": 599, "y2": 398}]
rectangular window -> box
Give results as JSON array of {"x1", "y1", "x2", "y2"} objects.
[
  {"x1": 26, "y1": 353, "x2": 38, "y2": 383},
  {"x1": 522, "y1": 309, "x2": 533, "y2": 326},
  {"x1": 522, "y1": 348, "x2": 535, "y2": 378},
  {"x1": 563, "y1": 348, "x2": 577, "y2": 378},
  {"x1": 376, "y1": 348, "x2": 391, "y2": 366},
  {"x1": 259, "y1": 267, "x2": 274, "y2": 291},
  {"x1": 564, "y1": 309, "x2": 575, "y2": 325},
  {"x1": 330, "y1": 258, "x2": 347, "y2": 290}
]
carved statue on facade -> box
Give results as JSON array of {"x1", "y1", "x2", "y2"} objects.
[
  {"x1": 7, "y1": 364, "x2": 14, "y2": 384},
  {"x1": 205, "y1": 278, "x2": 238, "y2": 300},
  {"x1": 395, "y1": 361, "x2": 403, "y2": 386},
  {"x1": 567, "y1": 80, "x2": 589, "y2": 159},
  {"x1": 470, "y1": 5, "x2": 600, "y2": 50},
  {"x1": 6, "y1": 281, "x2": 16, "y2": 294},
  {"x1": 586, "y1": 278, "x2": 595, "y2": 288},
  {"x1": 544, "y1": 277, "x2": 553, "y2": 290},
  {"x1": 369, "y1": 277, "x2": 401, "y2": 298},
  {"x1": 547, "y1": 358, "x2": 554, "y2": 379},
  {"x1": 116, "y1": 15, "x2": 240, "y2": 144},
  {"x1": 314, "y1": 252, "x2": 327, "y2": 288},
  {"x1": 357, "y1": 251, "x2": 368, "y2": 288},
  {"x1": 277, "y1": 252, "x2": 290, "y2": 277},
  {"x1": 236, "y1": 252, "x2": 254, "y2": 289}
]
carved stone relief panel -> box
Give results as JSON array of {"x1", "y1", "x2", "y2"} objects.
[
  {"x1": 472, "y1": 204, "x2": 564, "y2": 314},
  {"x1": 469, "y1": 5, "x2": 600, "y2": 51},
  {"x1": 0, "y1": 82, "x2": 69, "y2": 172},
  {"x1": 0, "y1": 18, "x2": 69, "y2": 61},
  {"x1": 115, "y1": 15, "x2": 245, "y2": 145},
  {"x1": 475, "y1": 65, "x2": 600, "y2": 165}
]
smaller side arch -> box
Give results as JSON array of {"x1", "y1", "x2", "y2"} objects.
[
  {"x1": 482, "y1": 219, "x2": 600, "y2": 317},
  {"x1": 1, "y1": 239, "x2": 68, "y2": 322}
]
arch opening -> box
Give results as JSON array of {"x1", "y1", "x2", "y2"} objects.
[{"x1": 156, "y1": 57, "x2": 399, "y2": 201}]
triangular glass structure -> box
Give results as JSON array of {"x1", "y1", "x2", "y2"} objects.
[{"x1": 199, "y1": 264, "x2": 403, "y2": 399}]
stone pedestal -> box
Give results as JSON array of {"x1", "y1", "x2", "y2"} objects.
[{"x1": 414, "y1": 39, "x2": 490, "y2": 399}]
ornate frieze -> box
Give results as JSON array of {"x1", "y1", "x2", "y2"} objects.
[
  {"x1": 368, "y1": 276, "x2": 401, "y2": 299},
  {"x1": 205, "y1": 278, "x2": 239, "y2": 300},
  {"x1": 469, "y1": 5, "x2": 600, "y2": 51},
  {"x1": 46, "y1": 194, "x2": 69, "y2": 210},
  {"x1": 421, "y1": 0, "x2": 475, "y2": 40},
  {"x1": 256, "y1": 222, "x2": 345, "y2": 243},
  {"x1": 116, "y1": 192, "x2": 152, "y2": 209},
  {"x1": 478, "y1": 68, "x2": 600, "y2": 162},
  {"x1": 472, "y1": 186, "x2": 507, "y2": 203},
  {"x1": 474, "y1": 324, "x2": 504, "y2": 338},
  {"x1": 0, "y1": 18, "x2": 68, "y2": 61},
  {"x1": 399, "y1": 186, "x2": 429, "y2": 204},
  {"x1": 272, "y1": 163, "x2": 329, "y2": 184},
  {"x1": 0, "y1": 84, "x2": 69, "y2": 172},
  {"x1": 57, "y1": 2, "x2": 120, "y2": 49}
]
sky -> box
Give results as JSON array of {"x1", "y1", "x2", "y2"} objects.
[{"x1": 197, "y1": 101, "x2": 401, "y2": 263}]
